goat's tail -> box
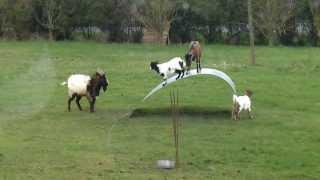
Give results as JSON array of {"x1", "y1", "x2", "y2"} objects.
[
  {"x1": 232, "y1": 94, "x2": 237, "y2": 103},
  {"x1": 60, "y1": 81, "x2": 67, "y2": 86}
]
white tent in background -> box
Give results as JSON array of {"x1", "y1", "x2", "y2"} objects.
[{"x1": 143, "y1": 68, "x2": 236, "y2": 101}]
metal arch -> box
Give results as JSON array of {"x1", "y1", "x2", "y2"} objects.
[{"x1": 143, "y1": 68, "x2": 237, "y2": 101}]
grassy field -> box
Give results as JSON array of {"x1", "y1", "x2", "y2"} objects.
[{"x1": 0, "y1": 41, "x2": 320, "y2": 179}]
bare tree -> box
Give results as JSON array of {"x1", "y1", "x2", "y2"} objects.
[
  {"x1": 253, "y1": 0, "x2": 296, "y2": 46},
  {"x1": 133, "y1": 0, "x2": 177, "y2": 44},
  {"x1": 309, "y1": 0, "x2": 320, "y2": 40},
  {"x1": 0, "y1": 0, "x2": 33, "y2": 39},
  {"x1": 0, "y1": 0, "x2": 8, "y2": 36},
  {"x1": 33, "y1": 0, "x2": 64, "y2": 40},
  {"x1": 248, "y1": 0, "x2": 256, "y2": 65}
]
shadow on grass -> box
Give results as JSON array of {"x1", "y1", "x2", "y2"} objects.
[{"x1": 130, "y1": 107, "x2": 231, "y2": 119}]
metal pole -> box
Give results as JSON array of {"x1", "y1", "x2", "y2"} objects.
[{"x1": 170, "y1": 89, "x2": 180, "y2": 168}]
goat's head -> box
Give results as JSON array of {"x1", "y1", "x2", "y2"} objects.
[
  {"x1": 150, "y1": 61, "x2": 160, "y2": 73},
  {"x1": 245, "y1": 90, "x2": 253, "y2": 97},
  {"x1": 97, "y1": 72, "x2": 109, "y2": 91},
  {"x1": 92, "y1": 70, "x2": 109, "y2": 96}
]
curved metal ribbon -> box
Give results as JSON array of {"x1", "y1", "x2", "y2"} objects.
[{"x1": 143, "y1": 68, "x2": 236, "y2": 101}]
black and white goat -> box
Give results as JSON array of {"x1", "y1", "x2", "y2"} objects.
[
  {"x1": 185, "y1": 41, "x2": 202, "y2": 73},
  {"x1": 150, "y1": 57, "x2": 186, "y2": 86},
  {"x1": 61, "y1": 69, "x2": 109, "y2": 113},
  {"x1": 232, "y1": 90, "x2": 253, "y2": 120}
]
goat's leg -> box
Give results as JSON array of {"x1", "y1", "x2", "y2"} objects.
[
  {"x1": 85, "y1": 93, "x2": 94, "y2": 112},
  {"x1": 237, "y1": 111, "x2": 241, "y2": 120},
  {"x1": 162, "y1": 79, "x2": 167, "y2": 87},
  {"x1": 197, "y1": 60, "x2": 201, "y2": 73},
  {"x1": 235, "y1": 107, "x2": 241, "y2": 120},
  {"x1": 186, "y1": 64, "x2": 191, "y2": 75},
  {"x1": 231, "y1": 108, "x2": 235, "y2": 120},
  {"x1": 76, "y1": 95, "x2": 83, "y2": 111},
  {"x1": 233, "y1": 110, "x2": 239, "y2": 120},
  {"x1": 232, "y1": 104, "x2": 238, "y2": 120},
  {"x1": 181, "y1": 69, "x2": 185, "y2": 78},
  {"x1": 248, "y1": 109, "x2": 254, "y2": 119},
  {"x1": 68, "y1": 94, "x2": 76, "y2": 112},
  {"x1": 176, "y1": 70, "x2": 182, "y2": 80},
  {"x1": 196, "y1": 62, "x2": 199, "y2": 73},
  {"x1": 162, "y1": 81, "x2": 167, "y2": 87},
  {"x1": 90, "y1": 97, "x2": 96, "y2": 113},
  {"x1": 231, "y1": 104, "x2": 235, "y2": 120},
  {"x1": 234, "y1": 112, "x2": 238, "y2": 120},
  {"x1": 231, "y1": 103, "x2": 238, "y2": 120}
]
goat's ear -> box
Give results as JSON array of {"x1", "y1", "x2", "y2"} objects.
[
  {"x1": 246, "y1": 90, "x2": 253, "y2": 97},
  {"x1": 97, "y1": 68, "x2": 105, "y2": 75},
  {"x1": 96, "y1": 72, "x2": 102, "y2": 77}
]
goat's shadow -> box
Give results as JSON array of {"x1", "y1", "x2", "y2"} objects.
[{"x1": 130, "y1": 106, "x2": 231, "y2": 119}]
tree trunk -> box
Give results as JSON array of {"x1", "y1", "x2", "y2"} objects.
[
  {"x1": 268, "y1": 35, "x2": 273, "y2": 46},
  {"x1": 315, "y1": 16, "x2": 320, "y2": 42},
  {"x1": 48, "y1": 29, "x2": 54, "y2": 41},
  {"x1": 268, "y1": 31, "x2": 278, "y2": 46},
  {"x1": 155, "y1": 30, "x2": 163, "y2": 43},
  {"x1": 248, "y1": 0, "x2": 256, "y2": 65},
  {"x1": 163, "y1": 24, "x2": 171, "y2": 45}
]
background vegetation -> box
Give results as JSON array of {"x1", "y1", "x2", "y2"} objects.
[{"x1": 1, "y1": 0, "x2": 320, "y2": 46}]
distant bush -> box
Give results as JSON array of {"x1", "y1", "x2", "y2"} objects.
[
  {"x1": 94, "y1": 32, "x2": 109, "y2": 43},
  {"x1": 131, "y1": 31, "x2": 143, "y2": 43},
  {"x1": 194, "y1": 32, "x2": 206, "y2": 44}
]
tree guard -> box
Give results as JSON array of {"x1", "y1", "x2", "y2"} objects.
[{"x1": 143, "y1": 68, "x2": 236, "y2": 101}]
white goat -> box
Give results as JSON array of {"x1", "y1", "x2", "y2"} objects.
[
  {"x1": 150, "y1": 57, "x2": 186, "y2": 86},
  {"x1": 64, "y1": 74, "x2": 91, "y2": 96},
  {"x1": 232, "y1": 90, "x2": 253, "y2": 120},
  {"x1": 61, "y1": 70, "x2": 109, "y2": 113}
]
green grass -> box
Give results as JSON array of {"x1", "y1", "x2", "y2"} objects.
[{"x1": 0, "y1": 41, "x2": 320, "y2": 179}]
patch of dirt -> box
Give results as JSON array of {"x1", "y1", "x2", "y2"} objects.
[{"x1": 130, "y1": 107, "x2": 231, "y2": 119}]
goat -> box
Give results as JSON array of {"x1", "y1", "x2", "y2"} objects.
[
  {"x1": 150, "y1": 57, "x2": 186, "y2": 86},
  {"x1": 61, "y1": 69, "x2": 109, "y2": 113},
  {"x1": 232, "y1": 90, "x2": 253, "y2": 120},
  {"x1": 185, "y1": 41, "x2": 202, "y2": 73}
]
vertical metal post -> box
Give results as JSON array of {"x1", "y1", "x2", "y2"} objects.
[{"x1": 170, "y1": 89, "x2": 180, "y2": 168}]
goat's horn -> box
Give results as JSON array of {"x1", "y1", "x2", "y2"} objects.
[{"x1": 97, "y1": 68, "x2": 104, "y2": 75}]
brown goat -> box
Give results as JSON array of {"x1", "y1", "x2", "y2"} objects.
[{"x1": 185, "y1": 41, "x2": 202, "y2": 73}]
